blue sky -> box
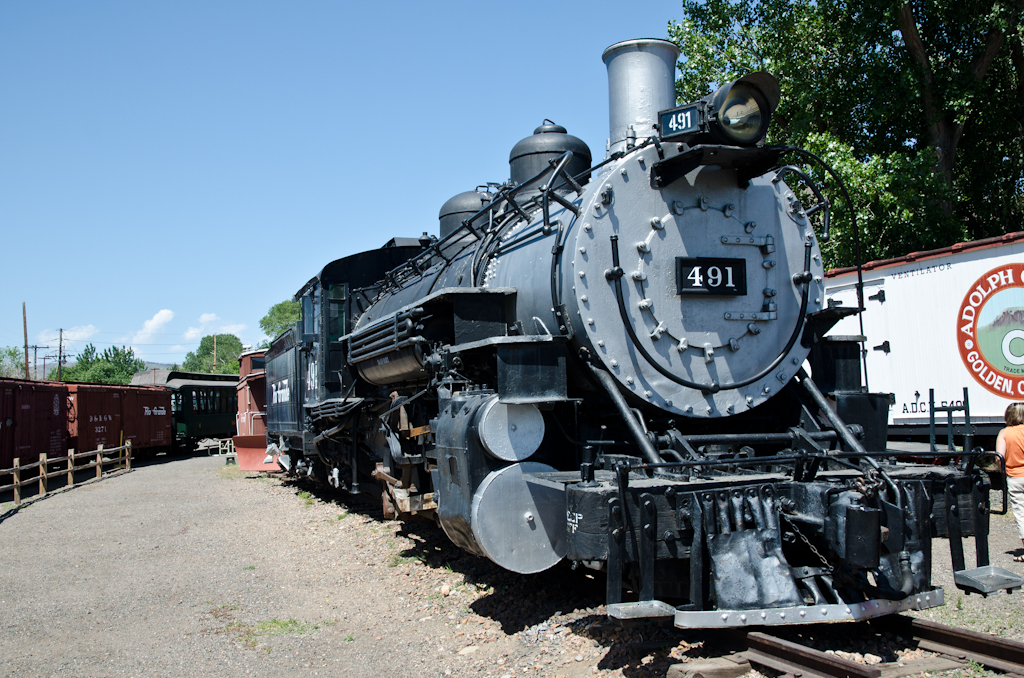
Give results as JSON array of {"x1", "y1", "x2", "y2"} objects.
[{"x1": 1, "y1": 0, "x2": 681, "y2": 368}]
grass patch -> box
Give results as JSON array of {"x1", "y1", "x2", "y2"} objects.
[
  {"x1": 243, "y1": 565, "x2": 256, "y2": 571},
  {"x1": 343, "y1": 634, "x2": 354, "y2": 642},
  {"x1": 337, "y1": 511, "x2": 348, "y2": 520},
  {"x1": 298, "y1": 491, "x2": 314, "y2": 507},
  {"x1": 206, "y1": 604, "x2": 328, "y2": 650},
  {"x1": 216, "y1": 465, "x2": 249, "y2": 480}
]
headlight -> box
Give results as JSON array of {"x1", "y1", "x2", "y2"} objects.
[
  {"x1": 707, "y1": 73, "x2": 780, "y2": 146},
  {"x1": 660, "y1": 72, "x2": 781, "y2": 147},
  {"x1": 717, "y1": 82, "x2": 767, "y2": 143}
]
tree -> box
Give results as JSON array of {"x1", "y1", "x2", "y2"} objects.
[
  {"x1": 182, "y1": 334, "x2": 243, "y2": 374},
  {"x1": 259, "y1": 300, "x2": 300, "y2": 344},
  {"x1": 51, "y1": 344, "x2": 146, "y2": 384},
  {"x1": 1, "y1": 346, "x2": 26, "y2": 379},
  {"x1": 668, "y1": 0, "x2": 1023, "y2": 268}
]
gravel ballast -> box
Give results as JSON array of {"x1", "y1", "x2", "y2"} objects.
[{"x1": 3, "y1": 456, "x2": 1024, "y2": 678}]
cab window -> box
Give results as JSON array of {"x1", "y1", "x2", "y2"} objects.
[{"x1": 328, "y1": 284, "x2": 348, "y2": 343}]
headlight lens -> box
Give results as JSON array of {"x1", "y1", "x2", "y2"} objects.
[{"x1": 718, "y1": 82, "x2": 766, "y2": 144}]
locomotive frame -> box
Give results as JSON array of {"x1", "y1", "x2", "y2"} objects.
[{"x1": 264, "y1": 38, "x2": 1022, "y2": 629}]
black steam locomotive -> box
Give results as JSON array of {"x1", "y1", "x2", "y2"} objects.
[{"x1": 265, "y1": 39, "x2": 1020, "y2": 628}]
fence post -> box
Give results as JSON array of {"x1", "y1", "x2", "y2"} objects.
[
  {"x1": 13, "y1": 458, "x2": 20, "y2": 506},
  {"x1": 96, "y1": 444, "x2": 103, "y2": 480},
  {"x1": 67, "y1": 448, "x2": 75, "y2": 487},
  {"x1": 39, "y1": 453, "x2": 47, "y2": 496},
  {"x1": 126, "y1": 441, "x2": 132, "y2": 471}
]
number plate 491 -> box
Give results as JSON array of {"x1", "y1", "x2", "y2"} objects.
[{"x1": 676, "y1": 257, "x2": 747, "y2": 296}]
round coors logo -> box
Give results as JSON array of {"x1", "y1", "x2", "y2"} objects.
[{"x1": 957, "y1": 263, "x2": 1024, "y2": 398}]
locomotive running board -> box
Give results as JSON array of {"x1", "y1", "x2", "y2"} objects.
[{"x1": 607, "y1": 589, "x2": 945, "y2": 628}]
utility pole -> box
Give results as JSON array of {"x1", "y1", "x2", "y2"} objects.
[
  {"x1": 27, "y1": 345, "x2": 48, "y2": 379},
  {"x1": 57, "y1": 329, "x2": 64, "y2": 381},
  {"x1": 22, "y1": 302, "x2": 29, "y2": 379},
  {"x1": 212, "y1": 334, "x2": 217, "y2": 373}
]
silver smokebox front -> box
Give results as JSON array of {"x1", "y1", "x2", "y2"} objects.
[{"x1": 602, "y1": 38, "x2": 680, "y2": 155}]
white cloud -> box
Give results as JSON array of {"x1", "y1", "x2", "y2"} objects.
[
  {"x1": 170, "y1": 344, "x2": 185, "y2": 353},
  {"x1": 36, "y1": 325, "x2": 98, "y2": 345},
  {"x1": 181, "y1": 313, "x2": 247, "y2": 345},
  {"x1": 131, "y1": 310, "x2": 174, "y2": 345}
]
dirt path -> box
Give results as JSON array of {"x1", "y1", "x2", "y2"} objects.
[{"x1": 3, "y1": 457, "x2": 1024, "y2": 678}]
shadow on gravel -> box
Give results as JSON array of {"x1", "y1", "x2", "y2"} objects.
[
  {"x1": 270, "y1": 475, "x2": 757, "y2": 676},
  {"x1": 276, "y1": 475, "x2": 607, "y2": 630}
]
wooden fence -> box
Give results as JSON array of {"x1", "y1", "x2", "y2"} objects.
[{"x1": 0, "y1": 441, "x2": 132, "y2": 506}]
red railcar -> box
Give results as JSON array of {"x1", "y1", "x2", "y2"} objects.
[
  {"x1": 121, "y1": 387, "x2": 172, "y2": 450},
  {"x1": 234, "y1": 350, "x2": 273, "y2": 471},
  {"x1": 67, "y1": 383, "x2": 172, "y2": 455},
  {"x1": 0, "y1": 379, "x2": 68, "y2": 472}
]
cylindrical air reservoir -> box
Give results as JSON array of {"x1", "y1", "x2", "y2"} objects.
[
  {"x1": 508, "y1": 122, "x2": 591, "y2": 200},
  {"x1": 439, "y1": 190, "x2": 491, "y2": 240},
  {"x1": 602, "y1": 38, "x2": 680, "y2": 155}
]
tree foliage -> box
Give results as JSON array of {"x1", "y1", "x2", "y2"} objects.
[
  {"x1": 182, "y1": 334, "x2": 243, "y2": 374},
  {"x1": 51, "y1": 344, "x2": 146, "y2": 384},
  {"x1": 1, "y1": 346, "x2": 26, "y2": 379},
  {"x1": 259, "y1": 300, "x2": 300, "y2": 343},
  {"x1": 668, "y1": 0, "x2": 1023, "y2": 268}
]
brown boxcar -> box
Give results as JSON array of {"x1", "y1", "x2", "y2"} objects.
[
  {"x1": 67, "y1": 383, "x2": 172, "y2": 454},
  {"x1": 67, "y1": 384, "x2": 123, "y2": 452},
  {"x1": 0, "y1": 379, "x2": 68, "y2": 472},
  {"x1": 121, "y1": 387, "x2": 172, "y2": 451}
]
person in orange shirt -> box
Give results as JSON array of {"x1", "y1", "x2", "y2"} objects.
[{"x1": 997, "y1": 402, "x2": 1024, "y2": 561}]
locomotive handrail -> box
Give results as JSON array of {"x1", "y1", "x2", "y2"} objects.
[
  {"x1": 776, "y1": 144, "x2": 869, "y2": 390},
  {"x1": 377, "y1": 146, "x2": 607, "y2": 295}
]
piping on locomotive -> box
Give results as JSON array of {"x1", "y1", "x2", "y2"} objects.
[{"x1": 265, "y1": 39, "x2": 1023, "y2": 628}]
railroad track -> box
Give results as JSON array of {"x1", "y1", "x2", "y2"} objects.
[{"x1": 670, "y1": 615, "x2": 1024, "y2": 678}]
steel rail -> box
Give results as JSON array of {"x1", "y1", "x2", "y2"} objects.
[
  {"x1": 743, "y1": 631, "x2": 881, "y2": 678},
  {"x1": 873, "y1": 615, "x2": 1024, "y2": 675}
]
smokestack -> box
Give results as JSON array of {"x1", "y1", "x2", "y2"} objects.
[{"x1": 602, "y1": 39, "x2": 681, "y2": 155}]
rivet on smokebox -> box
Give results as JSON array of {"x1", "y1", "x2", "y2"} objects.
[{"x1": 652, "y1": 216, "x2": 666, "y2": 228}]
